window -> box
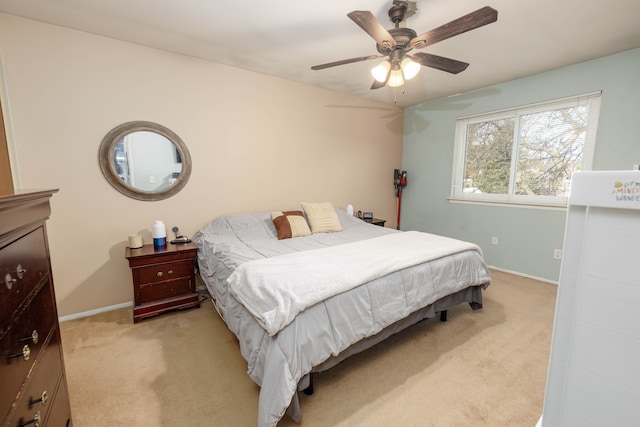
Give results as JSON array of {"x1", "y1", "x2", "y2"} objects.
[{"x1": 451, "y1": 92, "x2": 601, "y2": 207}]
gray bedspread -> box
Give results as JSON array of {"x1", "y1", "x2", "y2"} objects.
[{"x1": 193, "y1": 210, "x2": 491, "y2": 427}]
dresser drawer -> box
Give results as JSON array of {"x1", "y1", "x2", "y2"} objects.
[
  {"x1": 6, "y1": 380, "x2": 71, "y2": 427},
  {"x1": 5, "y1": 328, "x2": 63, "y2": 427},
  {"x1": 40, "y1": 378, "x2": 72, "y2": 427},
  {"x1": 138, "y1": 277, "x2": 193, "y2": 304},
  {"x1": 0, "y1": 282, "x2": 56, "y2": 419},
  {"x1": 137, "y1": 260, "x2": 193, "y2": 285},
  {"x1": 0, "y1": 228, "x2": 50, "y2": 328}
]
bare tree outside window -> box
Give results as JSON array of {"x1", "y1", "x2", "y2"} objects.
[
  {"x1": 516, "y1": 107, "x2": 587, "y2": 197},
  {"x1": 452, "y1": 93, "x2": 600, "y2": 206},
  {"x1": 464, "y1": 118, "x2": 514, "y2": 194}
]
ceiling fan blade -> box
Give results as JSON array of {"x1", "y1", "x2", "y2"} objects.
[
  {"x1": 371, "y1": 79, "x2": 387, "y2": 90},
  {"x1": 311, "y1": 54, "x2": 382, "y2": 70},
  {"x1": 411, "y1": 52, "x2": 469, "y2": 74},
  {"x1": 347, "y1": 10, "x2": 397, "y2": 48},
  {"x1": 409, "y1": 6, "x2": 498, "y2": 50}
]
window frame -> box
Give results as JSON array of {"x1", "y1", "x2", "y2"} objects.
[{"x1": 450, "y1": 92, "x2": 601, "y2": 208}]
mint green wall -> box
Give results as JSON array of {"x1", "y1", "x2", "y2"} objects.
[{"x1": 401, "y1": 48, "x2": 640, "y2": 282}]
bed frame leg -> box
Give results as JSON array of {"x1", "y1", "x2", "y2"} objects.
[
  {"x1": 303, "y1": 373, "x2": 314, "y2": 395},
  {"x1": 439, "y1": 310, "x2": 448, "y2": 322}
]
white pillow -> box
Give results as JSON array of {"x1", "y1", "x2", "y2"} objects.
[{"x1": 300, "y1": 202, "x2": 343, "y2": 233}]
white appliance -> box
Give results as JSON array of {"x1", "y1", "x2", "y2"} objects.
[{"x1": 541, "y1": 171, "x2": 640, "y2": 426}]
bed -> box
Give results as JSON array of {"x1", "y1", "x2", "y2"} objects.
[{"x1": 192, "y1": 208, "x2": 491, "y2": 427}]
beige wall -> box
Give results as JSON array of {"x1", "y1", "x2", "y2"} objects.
[{"x1": 0, "y1": 14, "x2": 403, "y2": 317}]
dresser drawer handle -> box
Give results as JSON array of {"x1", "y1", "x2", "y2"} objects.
[
  {"x1": 18, "y1": 330, "x2": 39, "y2": 345},
  {"x1": 30, "y1": 390, "x2": 48, "y2": 407},
  {"x1": 19, "y1": 411, "x2": 40, "y2": 426},
  {"x1": 16, "y1": 264, "x2": 27, "y2": 279},
  {"x1": 157, "y1": 271, "x2": 163, "y2": 277},
  {"x1": 168, "y1": 269, "x2": 174, "y2": 275},
  {"x1": 4, "y1": 273, "x2": 17, "y2": 290},
  {"x1": 7, "y1": 344, "x2": 31, "y2": 361}
]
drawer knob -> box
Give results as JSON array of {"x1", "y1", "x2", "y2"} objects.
[
  {"x1": 7, "y1": 344, "x2": 31, "y2": 361},
  {"x1": 30, "y1": 390, "x2": 48, "y2": 407},
  {"x1": 16, "y1": 264, "x2": 27, "y2": 279},
  {"x1": 18, "y1": 330, "x2": 39, "y2": 345},
  {"x1": 19, "y1": 411, "x2": 41, "y2": 426},
  {"x1": 4, "y1": 273, "x2": 17, "y2": 290},
  {"x1": 168, "y1": 269, "x2": 174, "y2": 275},
  {"x1": 157, "y1": 271, "x2": 163, "y2": 277}
]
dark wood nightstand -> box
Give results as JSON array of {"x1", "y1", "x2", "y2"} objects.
[
  {"x1": 364, "y1": 218, "x2": 386, "y2": 227},
  {"x1": 125, "y1": 242, "x2": 200, "y2": 323}
]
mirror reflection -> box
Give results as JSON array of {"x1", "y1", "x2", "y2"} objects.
[
  {"x1": 113, "y1": 131, "x2": 182, "y2": 192},
  {"x1": 99, "y1": 121, "x2": 192, "y2": 201}
]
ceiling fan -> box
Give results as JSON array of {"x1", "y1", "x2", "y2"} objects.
[{"x1": 311, "y1": 1, "x2": 498, "y2": 89}]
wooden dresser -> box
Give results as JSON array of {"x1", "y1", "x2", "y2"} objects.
[{"x1": 0, "y1": 190, "x2": 72, "y2": 427}]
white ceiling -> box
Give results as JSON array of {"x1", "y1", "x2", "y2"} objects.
[{"x1": 0, "y1": 0, "x2": 639, "y2": 107}]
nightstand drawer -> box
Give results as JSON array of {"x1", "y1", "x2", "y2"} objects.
[
  {"x1": 138, "y1": 277, "x2": 192, "y2": 304},
  {"x1": 137, "y1": 260, "x2": 192, "y2": 285}
]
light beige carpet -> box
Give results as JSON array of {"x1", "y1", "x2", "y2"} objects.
[{"x1": 59, "y1": 269, "x2": 557, "y2": 426}]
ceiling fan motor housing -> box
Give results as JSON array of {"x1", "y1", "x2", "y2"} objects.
[
  {"x1": 388, "y1": 3, "x2": 408, "y2": 24},
  {"x1": 376, "y1": 27, "x2": 417, "y2": 55}
]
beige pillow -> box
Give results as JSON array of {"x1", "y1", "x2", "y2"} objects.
[
  {"x1": 271, "y1": 210, "x2": 312, "y2": 240},
  {"x1": 300, "y1": 202, "x2": 343, "y2": 233}
]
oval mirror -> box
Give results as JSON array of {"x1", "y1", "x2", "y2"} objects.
[{"x1": 98, "y1": 121, "x2": 192, "y2": 201}]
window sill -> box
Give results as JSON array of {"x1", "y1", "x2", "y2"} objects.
[{"x1": 448, "y1": 198, "x2": 567, "y2": 211}]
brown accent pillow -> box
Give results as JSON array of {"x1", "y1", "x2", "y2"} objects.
[
  {"x1": 300, "y1": 202, "x2": 343, "y2": 233},
  {"x1": 271, "y1": 210, "x2": 312, "y2": 240}
]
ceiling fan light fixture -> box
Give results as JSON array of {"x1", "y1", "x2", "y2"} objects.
[
  {"x1": 387, "y1": 68, "x2": 405, "y2": 87},
  {"x1": 401, "y1": 57, "x2": 420, "y2": 80},
  {"x1": 371, "y1": 60, "x2": 391, "y2": 82}
]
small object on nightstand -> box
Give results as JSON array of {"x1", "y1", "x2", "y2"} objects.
[
  {"x1": 152, "y1": 220, "x2": 167, "y2": 248},
  {"x1": 346, "y1": 204, "x2": 354, "y2": 216},
  {"x1": 362, "y1": 212, "x2": 373, "y2": 220},
  {"x1": 170, "y1": 226, "x2": 191, "y2": 244},
  {"x1": 128, "y1": 233, "x2": 143, "y2": 248},
  {"x1": 363, "y1": 217, "x2": 386, "y2": 227},
  {"x1": 125, "y1": 243, "x2": 200, "y2": 323}
]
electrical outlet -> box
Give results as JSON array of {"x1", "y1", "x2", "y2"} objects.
[
  {"x1": 634, "y1": 164, "x2": 640, "y2": 171},
  {"x1": 553, "y1": 249, "x2": 562, "y2": 260},
  {"x1": 491, "y1": 237, "x2": 499, "y2": 245}
]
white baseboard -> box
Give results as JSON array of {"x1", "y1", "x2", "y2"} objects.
[
  {"x1": 58, "y1": 301, "x2": 133, "y2": 323},
  {"x1": 487, "y1": 265, "x2": 558, "y2": 285}
]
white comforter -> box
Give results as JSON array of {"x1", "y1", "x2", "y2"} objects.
[{"x1": 228, "y1": 231, "x2": 482, "y2": 336}]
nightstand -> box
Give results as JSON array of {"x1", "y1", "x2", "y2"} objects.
[
  {"x1": 125, "y1": 243, "x2": 200, "y2": 323},
  {"x1": 364, "y1": 218, "x2": 386, "y2": 227}
]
